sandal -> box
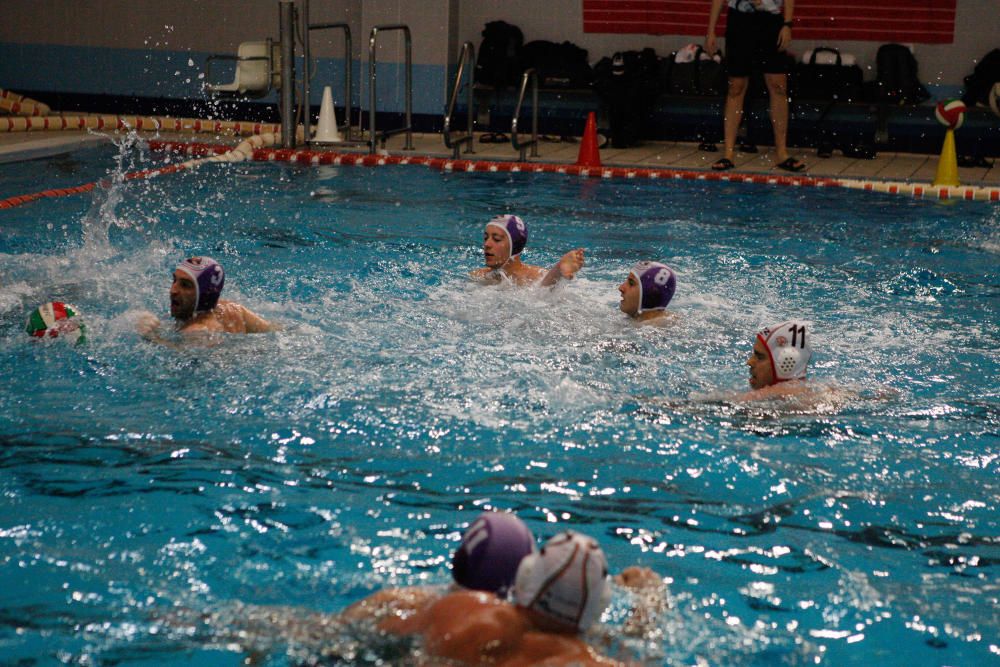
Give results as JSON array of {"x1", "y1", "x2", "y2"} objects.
[
  {"x1": 737, "y1": 140, "x2": 758, "y2": 154},
  {"x1": 479, "y1": 132, "x2": 509, "y2": 144},
  {"x1": 776, "y1": 157, "x2": 806, "y2": 172},
  {"x1": 699, "y1": 141, "x2": 719, "y2": 152},
  {"x1": 711, "y1": 157, "x2": 735, "y2": 171}
]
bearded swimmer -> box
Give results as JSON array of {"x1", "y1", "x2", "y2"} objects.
[
  {"x1": 471, "y1": 214, "x2": 585, "y2": 286},
  {"x1": 735, "y1": 319, "x2": 826, "y2": 403},
  {"x1": 137, "y1": 256, "x2": 278, "y2": 344},
  {"x1": 618, "y1": 261, "x2": 678, "y2": 325}
]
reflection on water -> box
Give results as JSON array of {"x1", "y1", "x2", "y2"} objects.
[{"x1": 0, "y1": 144, "x2": 997, "y2": 665}]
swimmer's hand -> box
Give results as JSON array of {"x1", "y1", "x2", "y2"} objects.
[
  {"x1": 540, "y1": 248, "x2": 585, "y2": 286},
  {"x1": 136, "y1": 312, "x2": 162, "y2": 340},
  {"x1": 615, "y1": 566, "x2": 669, "y2": 638},
  {"x1": 614, "y1": 566, "x2": 663, "y2": 591}
]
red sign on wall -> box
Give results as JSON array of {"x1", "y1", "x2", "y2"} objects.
[{"x1": 582, "y1": 0, "x2": 957, "y2": 44}]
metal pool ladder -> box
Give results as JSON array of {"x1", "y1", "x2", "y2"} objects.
[
  {"x1": 443, "y1": 42, "x2": 476, "y2": 159},
  {"x1": 367, "y1": 24, "x2": 414, "y2": 154},
  {"x1": 511, "y1": 68, "x2": 539, "y2": 161}
]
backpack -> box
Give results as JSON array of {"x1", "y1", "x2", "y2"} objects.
[
  {"x1": 592, "y1": 48, "x2": 661, "y2": 147},
  {"x1": 867, "y1": 43, "x2": 930, "y2": 105},
  {"x1": 962, "y1": 48, "x2": 1000, "y2": 107},
  {"x1": 520, "y1": 40, "x2": 593, "y2": 88},
  {"x1": 791, "y1": 47, "x2": 863, "y2": 102},
  {"x1": 474, "y1": 21, "x2": 524, "y2": 88}
]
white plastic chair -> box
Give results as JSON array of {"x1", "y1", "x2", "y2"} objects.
[{"x1": 204, "y1": 40, "x2": 274, "y2": 97}]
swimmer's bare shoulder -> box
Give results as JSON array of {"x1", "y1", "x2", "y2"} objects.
[
  {"x1": 181, "y1": 301, "x2": 279, "y2": 335},
  {"x1": 339, "y1": 585, "x2": 439, "y2": 624}
]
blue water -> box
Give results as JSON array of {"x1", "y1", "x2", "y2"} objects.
[{"x1": 1, "y1": 139, "x2": 998, "y2": 665}]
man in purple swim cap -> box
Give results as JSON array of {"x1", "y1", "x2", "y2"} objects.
[
  {"x1": 471, "y1": 214, "x2": 585, "y2": 286},
  {"x1": 618, "y1": 261, "x2": 678, "y2": 325},
  {"x1": 137, "y1": 256, "x2": 278, "y2": 343}
]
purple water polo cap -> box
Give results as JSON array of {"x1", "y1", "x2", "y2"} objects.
[
  {"x1": 452, "y1": 511, "x2": 536, "y2": 596},
  {"x1": 177, "y1": 256, "x2": 225, "y2": 312},
  {"x1": 631, "y1": 261, "x2": 676, "y2": 313},
  {"x1": 486, "y1": 214, "x2": 528, "y2": 260}
]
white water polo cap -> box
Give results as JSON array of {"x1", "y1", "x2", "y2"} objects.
[
  {"x1": 757, "y1": 320, "x2": 812, "y2": 381},
  {"x1": 513, "y1": 530, "x2": 612, "y2": 632},
  {"x1": 486, "y1": 214, "x2": 528, "y2": 260},
  {"x1": 176, "y1": 256, "x2": 225, "y2": 312},
  {"x1": 630, "y1": 261, "x2": 676, "y2": 313}
]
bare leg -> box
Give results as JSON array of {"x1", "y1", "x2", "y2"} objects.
[
  {"x1": 723, "y1": 77, "x2": 748, "y2": 161},
  {"x1": 765, "y1": 72, "x2": 789, "y2": 162}
]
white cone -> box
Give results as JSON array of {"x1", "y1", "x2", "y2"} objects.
[{"x1": 313, "y1": 85, "x2": 341, "y2": 143}]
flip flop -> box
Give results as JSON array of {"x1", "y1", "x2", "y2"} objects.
[
  {"x1": 479, "y1": 132, "x2": 509, "y2": 144},
  {"x1": 776, "y1": 157, "x2": 806, "y2": 172},
  {"x1": 737, "y1": 140, "x2": 758, "y2": 154},
  {"x1": 699, "y1": 142, "x2": 719, "y2": 152},
  {"x1": 711, "y1": 157, "x2": 735, "y2": 171}
]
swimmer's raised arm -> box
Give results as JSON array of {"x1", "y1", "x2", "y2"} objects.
[{"x1": 540, "y1": 248, "x2": 585, "y2": 287}]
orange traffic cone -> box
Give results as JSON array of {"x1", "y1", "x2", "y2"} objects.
[{"x1": 576, "y1": 112, "x2": 601, "y2": 168}]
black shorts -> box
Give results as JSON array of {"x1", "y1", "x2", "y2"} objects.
[{"x1": 724, "y1": 10, "x2": 790, "y2": 77}]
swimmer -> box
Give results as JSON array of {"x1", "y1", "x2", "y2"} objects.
[
  {"x1": 618, "y1": 261, "x2": 678, "y2": 325},
  {"x1": 340, "y1": 510, "x2": 536, "y2": 622},
  {"x1": 137, "y1": 256, "x2": 278, "y2": 343},
  {"x1": 380, "y1": 530, "x2": 620, "y2": 665},
  {"x1": 736, "y1": 319, "x2": 817, "y2": 402},
  {"x1": 471, "y1": 214, "x2": 585, "y2": 286}
]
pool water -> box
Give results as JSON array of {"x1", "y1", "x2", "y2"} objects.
[{"x1": 1, "y1": 138, "x2": 998, "y2": 665}]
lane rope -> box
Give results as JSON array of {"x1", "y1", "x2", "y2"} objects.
[{"x1": 3, "y1": 137, "x2": 998, "y2": 210}]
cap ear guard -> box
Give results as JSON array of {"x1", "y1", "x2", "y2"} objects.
[{"x1": 513, "y1": 530, "x2": 612, "y2": 632}]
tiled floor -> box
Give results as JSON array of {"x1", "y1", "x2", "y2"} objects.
[{"x1": 2, "y1": 127, "x2": 998, "y2": 186}]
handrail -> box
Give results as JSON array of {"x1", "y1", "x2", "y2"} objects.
[
  {"x1": 304, "y1": 22, "x2": 353, "y2": 143},
  {"x1": 368, "y1": 24, "x2": 413, "y2": 154},
  {"x1": 511, "y1": 68, "x2": 539, "y2": 161},
  {"x1": 443, "y1": 41, "x2": 476, "y2": 159},
  {"x1": 279, "y1": 1, "x2": 296, "y2": 147}
]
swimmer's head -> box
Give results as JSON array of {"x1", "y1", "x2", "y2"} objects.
[
  {"x1": 452, "y1": 511, "x2": 535, "y2": 597},
  {"x1": 750, "y1": 320, "x2": 812, "y2": 388},
  {"x1": 619, "y1": 261, "x2": 676, "y2": 317},
  {"x1": 483, "y1": 215, "x2": 527, "y2": 267},
  {"x1": 513, "y1": 530, "x2": 612, "y2": 632},
  {"x1": 172, "y1": 257, "x2": 225, "y2": 319}
]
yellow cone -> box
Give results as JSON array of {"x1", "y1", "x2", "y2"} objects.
[{"x1": 932, "y1": 128, "x2": 959, "y2": 188}]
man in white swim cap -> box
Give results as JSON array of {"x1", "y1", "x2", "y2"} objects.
[
  {"x1": 137, "y1": 256, "x2": 279, "y2": 344},
  {"x1": 471, "y1": 214, "x2": 586, "y2": 286},
  {"x1": 735, "y1": 319, "x2": 821, "y2": 403}
]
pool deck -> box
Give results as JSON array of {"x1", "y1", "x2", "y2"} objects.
[{"x1": 2, "y1": 127, "x2": 998, "y2": 187}]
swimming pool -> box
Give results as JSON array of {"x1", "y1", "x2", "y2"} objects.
[{"x1": 1, "y1": 138, "x2": 997, "y2": 664}]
